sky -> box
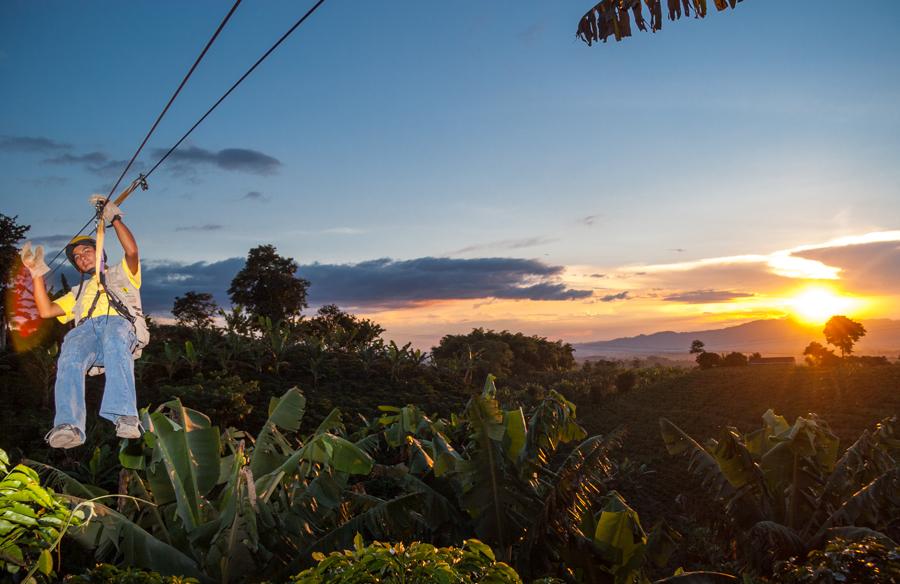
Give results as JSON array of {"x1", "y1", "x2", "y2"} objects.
[{"x1": 2, "y1": 1, "x2": 900, "y2": 348}]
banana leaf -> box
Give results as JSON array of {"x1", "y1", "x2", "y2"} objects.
[
  {"x1": 249, "y1": 387, "x2": 306, "y2": 478},
  {"x1": 144, "y1": 400, "x2": 221, "y2": 532},
  {"x1": 64, "y1": 495, "x2": 205, "y2": 580}
]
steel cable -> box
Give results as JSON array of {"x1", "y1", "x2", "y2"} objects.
[{"x1": 47, "y1": 0, "x2": 243, "y2": 274}]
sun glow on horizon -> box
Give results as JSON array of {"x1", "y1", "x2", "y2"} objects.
[{"x1": 786, "y1": 285, "x2": 863, "y2": 325}]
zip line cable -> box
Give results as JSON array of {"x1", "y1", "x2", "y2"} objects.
[
  {"x1": 47, "y1": 0, "x2": 327, "y2": 277},
  {"x1": 46, "y1": 0, "x2": 243, "y2": 275}
]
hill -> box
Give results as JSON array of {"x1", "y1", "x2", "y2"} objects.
[
  {"x1": 573, "y1": 317, "x2": 900, "y2": 359},
  {"x1": 577, "y1": 364, "x2": 900, "y2": 527}
]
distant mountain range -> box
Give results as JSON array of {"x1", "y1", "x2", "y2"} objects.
[{"x1": 573, "y1": 318, "x2": 900, "y2": 360}]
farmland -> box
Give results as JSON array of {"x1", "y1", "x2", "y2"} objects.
[{"x1": 580, "y1": 364, "x2": 900, "y2": 525}]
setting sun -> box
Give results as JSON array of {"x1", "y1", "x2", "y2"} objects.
[{"x1": 787, "y1": 286, "x2": 862, "y2": 325}]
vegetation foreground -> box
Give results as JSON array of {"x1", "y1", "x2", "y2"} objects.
[{"x1": 2, "y1": 364, "x2": 898, "y2": 582}]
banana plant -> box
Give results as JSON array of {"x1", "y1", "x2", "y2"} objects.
[
  {"x1": 660, "y1": 410, "x2": 900, "y2": 576},
  {"x1": 36, "y1": 388, "x2": 376, "y2": 583},
  {"x1": 372, "y1": 375, "x2": 635, "y2": 579}
]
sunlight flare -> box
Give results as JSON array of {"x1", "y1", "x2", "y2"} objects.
[{"x1": 786, "y1": 286, "x2": 863, "y2": 325}]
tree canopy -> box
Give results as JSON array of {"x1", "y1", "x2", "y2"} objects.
[
  {"x1": 228, "y1": 245, "x2": 310, "y2": 326},
  {"x1": 172, "y1": 291, "x2": 218, "y2": 329},
  {"x1": 823, "y1": 315, "x2": 866, "y2": 357}
]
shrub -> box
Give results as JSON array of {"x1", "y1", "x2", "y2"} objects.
[
  {"x1": 773, "y1": 536, "x2": 900, "y2": 583},
  {"x1": 65, "y1": 564, "x2": 200, "y2": 583},
  {"x1": 0, "y1": 448, "x2": 84, "y2": 582},
  {"x1": 157, "y1": 371, "x2": 258, "y2": 428},
  {"x1": 615, "y1": 370, "x2": 638, "y2": 393},
  {"x1": 289, "y1": 536, "x2": 523, "y2": 583}
]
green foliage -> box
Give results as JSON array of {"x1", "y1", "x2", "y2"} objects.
[
  {"x1": 66, "y1": 564, "x2": 200, "y2": 583},
  {"x1": 171, "y1": 292, "x2": 218, "y2": 330},
  {"x1": 0, "y1": 448, "x2": 84, "y2": 582},
  {"x1": 432, "y1": 328, "x2": 576, "y2": 384},
  {"x1": 228, "y1": 245, "x2": 310, "y2": 326},
  {"x1": 289, "y1": 535, "x2": 523, "y2": 583},
  {"x1": 661, "y1": 410, "x2": 900, "y2": 576},
  {"x1": 614, "y1": 370, "x2": 637, "y2": 393},
  {"x1": 159, "y1": 371, "x2": 258, "y2": 429},
  {"x1": 773, "y1": 536, "x2": 900, "y2": 583}
]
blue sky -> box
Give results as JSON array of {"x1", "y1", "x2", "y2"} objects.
[{"x1": 3, "y1": 1, "x2": 900, "y2": 345}]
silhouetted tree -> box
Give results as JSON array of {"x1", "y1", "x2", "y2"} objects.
[
  {"x1": 696, "y1": 351, "x2": 721, "y2": 370},
  {"x1": 823, "y1": 315, "x2": 866, "y2": 357},
  {"x1": 228, "y1": 245, "x2": 310, "y2": 326},
  {"x1": 803, "y1": 341, "x2": 838, "y2": 367},
  {"x1": 432, "y1": 328, "x2": 575, "y2": 380},
  {"x1": 172, "y1": 291, "x2": 219, "y2": 329},
  {"x1": 304, "y1": 304, "x2": 384, "y2": 352},
  {"x1": 689, "y1": 339, "x2": 705, "y2": 354},
  {"x1": 722, "y1": 351, "x2": 748, "y2": 367},
  {"x1": 614, "y1": 370, "x2": 637, "y2": 393}
]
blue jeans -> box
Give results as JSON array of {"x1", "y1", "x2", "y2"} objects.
[{"x1": 55, "y1": 315, "x2": 138, "y2": 437}]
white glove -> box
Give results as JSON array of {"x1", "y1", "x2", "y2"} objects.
[
  {"x1": 19, "y1": 242, "x2": 50, "y2": 278},
  {"x1": 89, "y1": 194, "x2": 124, "y2": 225}
]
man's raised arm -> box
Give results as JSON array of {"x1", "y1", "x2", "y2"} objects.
[{"x1": 19, "y1": 242, "x2": 65, "y2": 319}]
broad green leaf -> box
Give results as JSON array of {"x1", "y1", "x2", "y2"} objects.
[
  {"x1": 36, "y1": 549, "x2": 52, "y2": 575},
  {"x1": 592, "y1": 491, "x2": 647, "y2": 584},
  {"x1": 711, "y1": 428, "x2": 761, "y2": 489},
  {"x1": 64, "y1": 495, "x2": 203, "y2": 578},
  {"x1": 302, "y1": 434, "x2": 374, "y2": 475},
  {"x1": 250, "y1": 388, "x2": 306, "y2": 478},
  {"x1": 147, "y1": 401, "x2": 220, "y2": 531},
  {"x1": 503, "y1": 408, "x2": 527, "y2": 462}
]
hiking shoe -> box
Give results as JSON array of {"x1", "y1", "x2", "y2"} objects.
[
  {"x1": 115, "y1": 416, "x2": 142, "y2": 439},
  {"x1": 45, "y1": 425, "x2": 85, "y2": 449}
]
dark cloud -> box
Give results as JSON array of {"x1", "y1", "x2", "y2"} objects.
[
  {"x1": 174, "y1": 224, "x2": 224, "y2": 232},
  {"x1": 663, "y1": 289, "x2": 755, "y2": 303},
  {"x1": 301, "y1": 257, "x2": 591, "y2": 307},
  {"x1": 450, "y1": 236, "x2": 556, "y2": 255},
  {"x1": 599, "y1": 291, "x2": 629, "y2": 302},
  {"x1": 590, "y1": 273, "x2": 606, "y2": 278},
  {"x1": 669, "y1": 248, "x2": 686, "y2": 253},
  {"x1": 156, "y1": 146, "x2": 281, "y2": 175},
  {"x1": 794, "y1": 240, "x2": 900, "y2": 293},
  {"x1": 44, "y1": 152, "x2": 107, "y2": 165},
  {"x1": 582, "y1": 215, "x2": 598, "y2": 226},
  {"x1": 139, "y1": 258, "x2": 245, "y2": 313},
  {"x1": 0, "y1": 135, "x2": 71, "y2": 153},
  {"x1": 136, "y1": 256, "x2": 591, "y2": 316},
  {"x1": 42, "y1": 151, "x2": 133, "y2": 176},
  {"x1": 243, "y1": 191, "x2": 270, "y2": 202},
  {"x1": 32, "y1": 234, "x2": 75, "y2": 248}
]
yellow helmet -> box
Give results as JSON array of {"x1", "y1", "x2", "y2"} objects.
[{"x1": 65, "y1": 236, "x2": 101, "y2": 272}]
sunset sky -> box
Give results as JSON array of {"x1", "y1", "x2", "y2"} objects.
[{"x1": 2, "y1": 1, "x2": 899, "y2": 348}]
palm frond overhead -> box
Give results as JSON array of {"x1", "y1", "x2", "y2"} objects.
[{"x1": 577, "y1": 0, "x2": 745, "y2": 46}]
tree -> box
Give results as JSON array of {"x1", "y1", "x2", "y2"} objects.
[
  {"x1": 689, "y1": 339, "x2": 706, "y2": 354},
  {"x1": 803, "y1": 341, "x2": 839, "y2": 367},
  {"x1": 228, "y1": 244, "x2": 310, "y2": 326},
  {"x1": 722, "y1": 351, "x2": 748, "y2": 367},
  {"x1": 823, "y1": 315, "x2": 866, "y2": 357},
  {"x1": 172, "y1": 291, "x2": 218, "y2": 329},
  {"x1": 0, "y1": 214, "x2": 31, "y2": 351},
  {"x1": 696, "y1": 351, "x2": 721, "y2": 370},
  {"x1": 304, "y1": 304, "x2": 384, "y2": 352},
  {"x1": 577, "y1": 0, "x2": 746, "y2": 46}
]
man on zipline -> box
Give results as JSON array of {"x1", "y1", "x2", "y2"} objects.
[{"x1": 19, "y1": 196, "x2": 148, "y2": 449}]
